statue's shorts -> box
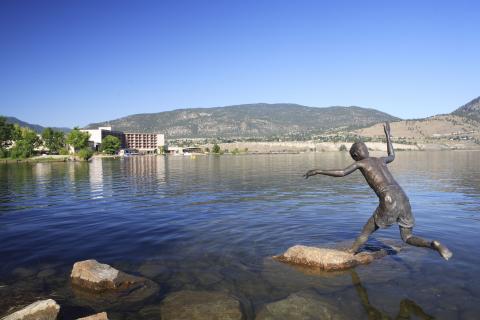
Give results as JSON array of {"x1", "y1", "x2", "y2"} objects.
[{"x1": 373, "y1": 185, "x2": 415, "y2": 229}]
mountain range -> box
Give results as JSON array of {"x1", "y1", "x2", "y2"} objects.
[
  {"x1": 85, "y1": 97, "x2": 480, "y2": 140},
  {"x1": 4, "y1": 116, "x2": 71, "y2": 134},
  {"x1": 3, "y1": 97, "x2": 479, "y2": 141},
  {"x1": 85, "y1": 104, "x2": 400, "y2": 138},
  {"x1": 452, "y1": 96, "x2": 480, "y2": 122}
]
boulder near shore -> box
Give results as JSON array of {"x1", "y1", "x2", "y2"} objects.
[
  {"x1": 1, "y1": 299, "x2": 60, "y2": 320},
  {"x1": 274, "y1": 245, "x2": 387, "y2": 271},
  {"x1": 71, "y1": 259, "x2": 151, "y2": 292},
  {"x1": 70, "y1": 259, "x2": 159, "y2": 308}
]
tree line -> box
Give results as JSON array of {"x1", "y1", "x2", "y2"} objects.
[{"x1": 0, "y1": 117, "x2": 122, "y2": 160}]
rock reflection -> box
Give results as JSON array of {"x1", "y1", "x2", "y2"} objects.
[{"x1": 351, "y1": 269, "x2": 434, "y2": 320}]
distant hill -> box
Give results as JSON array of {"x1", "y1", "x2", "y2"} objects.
[
  {"x1": 4, "y1": 116, "x2": 71, "y2": 134},
  {"x1": 355, "y1": 114, "x2": 479, "y2": 139},
  {"x1": 452, "y1": 96, "x2": 480, "y2": 122},
  {"x1": 354, "y1": 97, "x2": 480, "y2": 146},
  {"x1": 85, "y1": 103, "x2": 400, "y2": 138}
]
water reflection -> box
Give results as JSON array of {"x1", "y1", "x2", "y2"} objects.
[
  {"x1": 122, "y1": 155, "x2": 166, "y2": 181},
  {"x1": 351, "y1": 270, "x2": 434, "y2": 320},
  {"x1": 89, "y1": 159, "x2": 104, "y2": 199}
]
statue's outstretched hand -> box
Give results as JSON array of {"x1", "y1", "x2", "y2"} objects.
[
  {"x1": 384, "y1": 122, "x2": 391, "y2": 135},
  {"x1": 304, "y1": 169, "x2": 317, "y2": 179}
]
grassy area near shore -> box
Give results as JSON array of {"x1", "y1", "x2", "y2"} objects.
[
  {"x1": 0, "y1": 155, "x2": 71, "y2": 164},
  {"x1": 1, "y1": 153, "x2": 124, "y2": 164}
]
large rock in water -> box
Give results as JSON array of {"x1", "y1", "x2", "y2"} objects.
[
  {"x1": 71, "y1": 259, "x2": 154, "y2": 292},
  {"x1": 71, "y1": 260, "x2": 123, "y2": 291},
  {"x1": 160, "y1": 290, "x2": 244, "y2": 320},
  {"x1": 274, "y1": 245, "x2": 387, "y2": 271},
  {"x1": 256, "y1": 290, "x2": 348, "y2": 320},
  {"x1": 70, "y1": 260, "x2": 158, "y2": 309},
  {"x1": 1, "y1": 299, "x2": 60, "y2": 320}
]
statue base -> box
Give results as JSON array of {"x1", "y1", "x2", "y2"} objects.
[{"x1": 273, "y1": 245, "x2": 387, "y2": 271}]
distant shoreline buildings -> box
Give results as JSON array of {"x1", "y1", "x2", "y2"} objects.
[{"x1": 81, "y1": 127, "x2": 165, "y2": 154}]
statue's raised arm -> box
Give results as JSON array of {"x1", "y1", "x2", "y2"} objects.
[{"x1": 383, "y1": 122, "x2": 395, "y2": 164}]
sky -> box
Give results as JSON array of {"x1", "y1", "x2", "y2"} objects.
[{"x1": 1, "y1": 0, "x2": 479, "y2": 128}]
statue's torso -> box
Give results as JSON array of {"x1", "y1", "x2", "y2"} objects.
[{"x1": 359, "y1": 157, "x2": 403, "y2": 198}]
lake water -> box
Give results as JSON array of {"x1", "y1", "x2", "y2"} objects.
[{"x1": 1, "y1": 151, "x2": 479, "y2": 319}]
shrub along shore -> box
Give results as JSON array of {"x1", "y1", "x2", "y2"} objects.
[{"x1": 0, "y1": 116, "x2": 123, "y2": 162}]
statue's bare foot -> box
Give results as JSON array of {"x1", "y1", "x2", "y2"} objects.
[
  {"x1": 432, "y1": 241, "x2": 453, "y2": 260},
  {"x1": 346, "y1": 247, "x2": 358, "y2": 255}
]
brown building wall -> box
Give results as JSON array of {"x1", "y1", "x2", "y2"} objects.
[{"x1": 124, "y1": 133, "x2": 159, "y2": 150}]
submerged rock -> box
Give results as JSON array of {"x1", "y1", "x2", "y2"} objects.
[
  {"x1": 256, "y1": 290, "x2": 347, "y2": 320},
  {"x1": 1, "y1": 299, "x2": 60, "y2": 320},
  {"x1": 37, "y1": 269, "x2": 56, "y2": 279},
  {"x1": 137, "y1": 261, "x2": 171, "y2": 280},
  {"x1": 261, "y1": 257, "x2": 352, "y2": 297},
  {"x1": 70, "y1": 259, "x2": 159, "y2": 310},
  {"x1": 274, "y1": 245, "x2": 387, "y2": 271},
  {"x1": 76, "y1": 312, "x2": 108, "y2": 320},
  {"x1": 11, "y1": 267, "x2": 36, "y2": 279},
  {"x1": 160, "y1": 290, "x2": 244, "y2": 320}
]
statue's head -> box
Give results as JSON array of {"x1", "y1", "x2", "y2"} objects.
[{"x1": 350, "y1": 142, "x2": 369, "y2": 160}]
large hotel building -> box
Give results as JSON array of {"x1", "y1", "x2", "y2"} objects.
[
  {"x1": 124, "y1": 132, "x2": 165, "y2": 153},
  {"x1": 81, "y1": 127, "x2": 165, "y2": 154}
]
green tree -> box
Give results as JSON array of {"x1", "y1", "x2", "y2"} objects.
[
  {"x1": 212, "y1": 143, "x2": 221, "y2": 154},
  {"x1": 0, "y1": 116, "x2": 14, "y2": 157},
  {"x1": 11, "y1": 124, "x2": 22, "y2": 141},
  {"x1": 10, "y1": 127, "x2": 41, "y2": 159},
  {"x1": 66, "y1": 127, "x2": 90, "y2": 152},
  {"x1": 42, "y1": 128, "x2": 65, "y2": 154},
  {"x1": 101, "y1": 135, "x2": 121, "y2": 154},
  {"x1": 77, "y1": 148, "x2": 94, "y2": 160}
]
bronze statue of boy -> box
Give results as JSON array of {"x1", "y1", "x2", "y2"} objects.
[{"x1": 304, "y1": 122, "x2": 452, "y2": 260}]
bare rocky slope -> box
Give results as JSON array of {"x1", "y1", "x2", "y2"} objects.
[
  {"x1": 354, "y1": 115, "x2": 479, "y2": 140},
  {"x1": 353, "y1": 97, "x2": 480, "y2": 149},
  {"x1": 452, "y1": 96, "x2": 480, "y2": 122}
]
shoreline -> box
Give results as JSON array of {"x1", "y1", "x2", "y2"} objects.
[
  {"x1": 199, "y1": 140, "x2": 480, "y2": 154},
  {"x1": 1, "y1": 144, "x2": 479, "y2": 164}
]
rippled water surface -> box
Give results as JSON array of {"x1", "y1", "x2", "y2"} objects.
[{"x1": 1, "y1": 152, "x2": 479, "y2": 319}]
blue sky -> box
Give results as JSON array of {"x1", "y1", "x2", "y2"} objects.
[{"x1": 1, "y1": 0, "x2": 479, "y2": 128}]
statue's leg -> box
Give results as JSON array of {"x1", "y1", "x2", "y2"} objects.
[
  {"x1": 399, "y1": 226, "x2": 452, "y2": 260},
  {"x1": 349, "y1": 216, "x2": 378, "y2": 254}
]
